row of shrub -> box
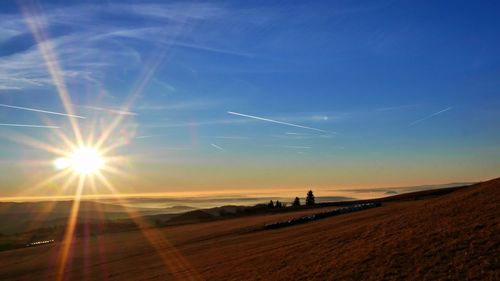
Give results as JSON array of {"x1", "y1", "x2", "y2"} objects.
[{"x1": 264, "y1": 202, "x2": 382, "y2": 229}]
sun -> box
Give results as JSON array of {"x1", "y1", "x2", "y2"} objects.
[{"x1": 54, "y1": 146, "x2": 105, "y2": 176}]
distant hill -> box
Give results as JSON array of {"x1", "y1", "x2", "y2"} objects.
[
  {"x1": 0, "y1": 182, "x2": 474, "y2": 235},
  {"x1": 0, "y1": 200, "x2": 151, "y2": 235},
  {"x1": 336, "y1": 182, "x2": 475, "y2": 197},
  {"x1": 162, "y1": 205, "x2": 197, "y2": 213},
  {"x1": 168, "y1": 210, "x2": 215, "y2": 223}
]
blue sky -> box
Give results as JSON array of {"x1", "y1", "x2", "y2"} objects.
[{"x1": 1, "y1": 0, "x2": 500, "y2": 197}]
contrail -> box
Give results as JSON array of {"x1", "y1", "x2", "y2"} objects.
[
  {"x1": 375, "y1": 104, "x2": 419, "y2": 112},
  {"x1": 284, "y1": 145, "x2": 312, "y2": 149},
  {"x1": 74, "y1": 104, "x2": 137, "y2": 116},
  {"x1": 214, "y1": 136, "x2": 249, "y2": 140},
  {"x1": 211, "y1": 143, "x2": 225, "y2": 151},
  {"x1": 0, "y1": 123, "x2": 60, "y2": 129},
  {"x1": 135, "y1": 134, "x2": 168, "y2": 139},
  {"x1": 0, "y1": 104, "x2": 85, "y2": 119},
  {"x1": 135, "y1": 135, "x2": 154, "y2": 139},
  {"x1": 409, "y1": 107, "x2": 452, "y2": 126},
  {"x1": 227, "y1": 111, "x2": 327, "y2": 133}
]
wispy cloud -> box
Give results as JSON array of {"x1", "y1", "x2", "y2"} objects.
[
  {"x1": 135, "y1": 99, "x2": 222, "y2": 111},
  {"x1": 375, "y1": 104, "x2": 419, "y2": 112},
  {"x1": 0, "y1": 2, "x2": 255, "y2": 91},
  {"x1": 111, "y1": 3, "x2": 227, "y2": 21},
  {"x1": 210, "y1": 143, "x2": 225, "y2": 151},
  {"x1": 165, "y1": 40, "x2": 254, "y2": 58},
  {"x1": 267, "y1": 113, "x2": 340, "y2": 123},
  {"x1": 284, "y1": 145, "x2": 312, "y2": 149},
  {"x1": 0, "y1": 123, "x2": 59, "y2": 129},
  {"x1": 409, "y1": 107, "x2": 452, "y2": 126},
  {"x1": 213, "y1": 136, "x2": 250, "y2": 140},
  {"x1": 135, "y1": 135, "x2": 154, "y2": 139},
  {"x1": 274, "y1": 132, "x2": 334, "y2": 139},
  {"x1": 143, "y1": 118, "x2": 250, "y2": 128},
  {"x1": 73, "y1": 104, "x2": 137, "y2": 116},
  {"x1": 0, "y1": 31, "x2": 134, "y2": 90},
  {"x1": 135, "y1": 134, "x2": 168, "y2": 139},
  {"x1": 0, "y1": 103, "x2": 85, "y2": 119},
  {"x1": 144, "y1": 110, "x2": 337, "y2": 129},
  {"x1": 228, "y1": 111, "x2": 328, "y2": 133},
  {"x1": 200, "y1": 135, "x2": 251, "y2": 140}
]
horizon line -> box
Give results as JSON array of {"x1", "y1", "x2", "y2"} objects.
[{"x1": 0, "y1": 180, "x2": 479, "y2": 202}]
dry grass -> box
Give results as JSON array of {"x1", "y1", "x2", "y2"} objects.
[{"x1": 1, "y1": 179, "x2": 499, "y2": 280}]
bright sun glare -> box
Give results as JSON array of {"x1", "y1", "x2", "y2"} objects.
[{"x1": 54, "y1": 147, "x2": 105, "y2": 175}]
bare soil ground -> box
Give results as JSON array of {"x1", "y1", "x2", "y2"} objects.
[{"x1": 1, "y1": 178, "x2": 498, "y2": 280}]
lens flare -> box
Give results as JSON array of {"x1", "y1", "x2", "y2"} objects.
[
  {"x1": 53, "y1": 157, "x2": 70, "y2": 170},
  {"x1": 54, "y1": 147, "x2": 105, "y2": 175}
]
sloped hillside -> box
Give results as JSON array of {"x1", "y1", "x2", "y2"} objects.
[{"x1": 188, "y1": 178, "x2": 500, "y2": 280}]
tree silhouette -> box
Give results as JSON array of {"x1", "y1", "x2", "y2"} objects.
[
  {"x1": 267, "y1": 200, "x2": 275, "y2": 208},
  {"x1": 306, "y1": 190, "x2": 315, "y2": 206},
  {"x1": 292, "y1": 197, "x2": 301, "y2": 207},
  {"x1": 275, "y1": 200, "x2": 282, "y2": 208}
]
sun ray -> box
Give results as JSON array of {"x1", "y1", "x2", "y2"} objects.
[
  {"x1": 0, "y1": 129, "x2": 70, "y2": 156},
  {"x1": 60, "y1": 173, "x2": 79, "y2": 193},
  {"x1": 86, "y1": 173, "x2": 112, "y2": 280},
  {"x1": 101, "y1": 154, "x2": 128, "y2": 162},
  {"x1": 19, "y1": 1, "x2": 84, "y2": 147},
  {"x1": 40, "y1": 117, "x2": 78, "y2": 152},
  {"x1": 93, "y1": 21, "x2": 187, "y2": 152},
  {"x1": 94, "y1": 172, "x2": 202, "y2": 280},
  {"x1": 25, "y1": 173, "x2": 78, "y2": 236},
  {"x1": 56, "y1": 175, "x2": 85, "y2": 281},
  {"x1": 10, "y1": 4, "x2": 199, "y2": 279},
  {"x1": 87, "y1": 173, "x2": 98, "y2": 195},
  {"x1": 100, "y1": 165, "x2": 129, "y2": 178},
  {"x1": 15, "y1": 169, "x2": 73, "y2": 198},
  {"x1": 98, "y1": 140, "x2": 128, "y2": 155}
]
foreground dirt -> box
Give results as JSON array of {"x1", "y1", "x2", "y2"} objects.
[{"x1": 1, "y1": 179, "x2": 499, "y2": 280}]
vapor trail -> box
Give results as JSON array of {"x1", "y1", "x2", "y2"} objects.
[
  {"x1": 74, "y1": 104, "x2": 137, "y2": 116},
  {"x1": 214, "y1": 136, "x2": 249, "y2": 140},
  {"x1": 227, "y1": 111, "x2": 327, "y2": 133},
  {"x1": 0, "y1": 123, "x2": 60, "y2": 129},
  {"x1": 211, "y1": 143, "x2": 225, "y2": 151},
  {"x1": 409, "y1": 107, "x2": 452, "y2": 126},
  {"x1": 0, "y1": 104, "x2": 85, "y2": 119}
]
